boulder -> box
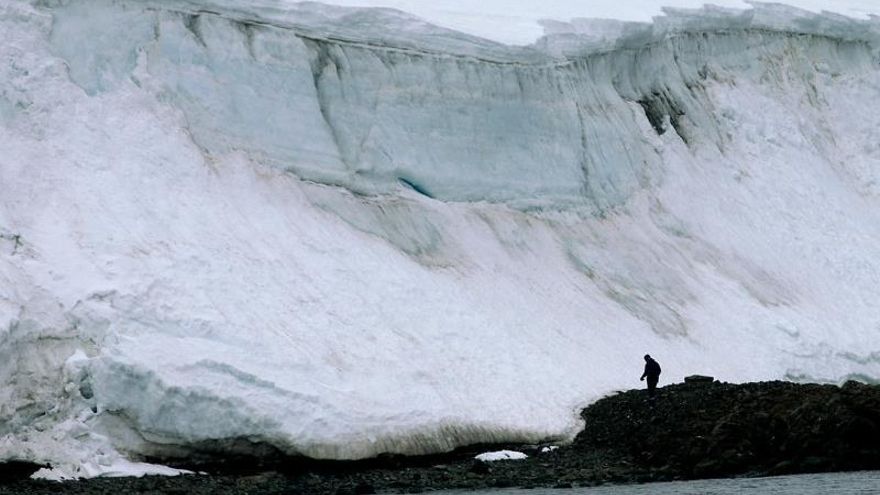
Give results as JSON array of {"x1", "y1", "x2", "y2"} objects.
[{"x1": 684, "y1": 375, "x2": 715, "y2": 384}]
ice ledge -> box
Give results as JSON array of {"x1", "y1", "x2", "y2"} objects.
[
  {"x1": 128, "y1": 0, "x2": 546, "y2": 63},
  {"x1": 536, "y1": 2, "x2": 880, "y2": 58},
  {"x1": 90, "y1": 1, "x2": 880, "y2": 62},
  {"x1": 41, "y1": 0, "x2": 880, "y2": 64}
]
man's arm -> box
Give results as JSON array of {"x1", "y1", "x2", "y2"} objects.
[{"x1": 640, "y1": 365, "x2": 647, "y2": 381}]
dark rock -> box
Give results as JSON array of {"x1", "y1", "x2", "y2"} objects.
[
  {"x1": 800, "y1": 456, "x2": 832, "y2": 472},
  {"x1": 574, "y1": 380, "x2": 880, "y2": 483},
  {"x1": 353, "y1": 481, "x2": 376, "y2": 494},
  {"x1": 490, "y1": 478, "x2": 513, "y2": 488},
  {"x1": 469, "y1": 460, "x2": 491, "y2": 475},
  {"x1": 684, "y1": 375, "x2": 715, "y2": 384},
  {"x1": 0, "y1": 461, "x2": 45, "y2": 481},
  {"x1": 516, "y1": 444, "x2": 537, "y2": 455},
  {"x1": 769, "y1": 460, "x2": 796, "y2": 475}
]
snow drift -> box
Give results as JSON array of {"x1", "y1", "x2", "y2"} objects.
[{"x1": 1, "y1": 0, "x2": 880, "y2": 478}]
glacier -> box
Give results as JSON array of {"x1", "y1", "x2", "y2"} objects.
[{"x1": 1, "y1": 0, "x2": 880, "y2": 479}]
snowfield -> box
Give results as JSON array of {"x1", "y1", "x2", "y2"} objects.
[{"x1": 1, "y1": 0, "x2": 880, "y2": 479}]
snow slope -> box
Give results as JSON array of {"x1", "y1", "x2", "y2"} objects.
[{"x1": 1, "y1": 0, "x2": 880, "y2": 478}]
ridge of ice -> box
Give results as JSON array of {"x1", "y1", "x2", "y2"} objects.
[
  {"x1": 535, "y1": 2, "x2": 880, "y2": 57},
  {"x1": 135, "y1": 0, "x2": 545, "y2": 61},
  {"x1": 57, "y1": 0, "x2": 880, "y2": 62}
]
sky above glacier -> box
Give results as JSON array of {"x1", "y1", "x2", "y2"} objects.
[{"x1": 313, "y1": 1, "x2": 880, "y2": 45}]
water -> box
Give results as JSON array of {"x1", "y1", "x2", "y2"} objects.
[{"x1": 436, "y1": 471, "x2": 880, "y2": 494}]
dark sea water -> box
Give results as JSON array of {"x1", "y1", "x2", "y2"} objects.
[{"x1": 437, "y1": 471, "x2": 880, "y2": 494}]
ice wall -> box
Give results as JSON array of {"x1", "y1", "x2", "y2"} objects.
[{"x1": 2, "y1": 0, "x2": 880, "y2": 478}]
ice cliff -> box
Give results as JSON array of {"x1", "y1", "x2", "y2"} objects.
[{"x1": 1, "y1": 0, "x2": 880, "y2": 479}]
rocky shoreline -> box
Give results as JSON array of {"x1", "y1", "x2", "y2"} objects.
[{"x1": 2, "y1": 380, "x2": 879, "y2": 494}]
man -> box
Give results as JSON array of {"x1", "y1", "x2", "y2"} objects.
[{"x1": 640, "y1": 354, "x2": 661, "y2": 397}]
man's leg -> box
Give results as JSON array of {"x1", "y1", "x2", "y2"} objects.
[{"x1": 647, "y1": 377, "x2": 658, "y2": 397}]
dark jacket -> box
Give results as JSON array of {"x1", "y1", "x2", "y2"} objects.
[{"x1": 641, "y1": 358, "x2": 661, "y2": 379}]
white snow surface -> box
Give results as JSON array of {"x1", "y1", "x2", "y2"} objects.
[
  {"x1": 1, "y1": 0, "x2": 880, "y2": 479},
  {"x1": 475, "y1": 450, "x2": 528, "y2": 462}
]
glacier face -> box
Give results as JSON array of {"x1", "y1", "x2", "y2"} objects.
[{"x1": 2, "y1": 0, "x2": 880, "y2": 478}]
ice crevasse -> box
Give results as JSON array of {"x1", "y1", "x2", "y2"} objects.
[{"x1": 1, "y1": 0, "x2": 880, "y2": 478}]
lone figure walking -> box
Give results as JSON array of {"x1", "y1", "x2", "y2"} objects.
[{"x1": 640, "y1": 354, "x2": 661, "y2": 397}]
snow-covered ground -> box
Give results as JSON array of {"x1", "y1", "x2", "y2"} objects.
[{"x1": 1, "y1": 0, "x2": 879, "y2": 480}]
